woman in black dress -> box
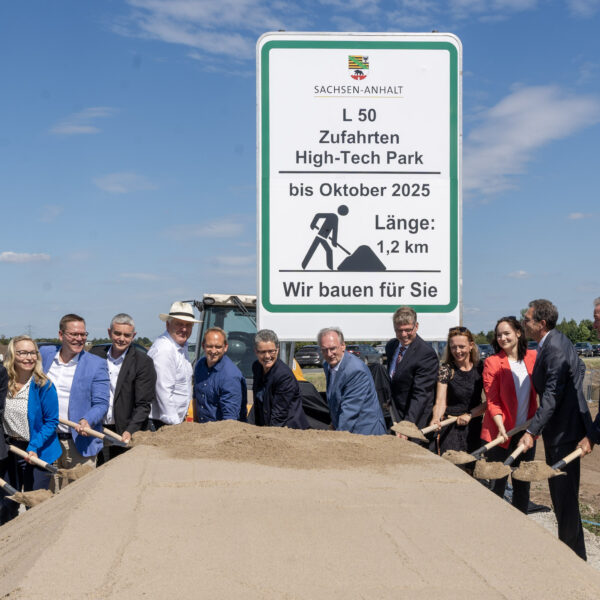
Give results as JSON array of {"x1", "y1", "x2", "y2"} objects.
[{"x1": 429, "y1": 327, "x2": 486, "y2": 455}]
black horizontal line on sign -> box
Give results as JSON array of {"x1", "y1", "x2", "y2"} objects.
[
  {"x1": 278, "y1": 270, "x2": 442, "y2": 273},
  {"x1": 278, "y1": 170, "x2": 442, "y2": 175}
]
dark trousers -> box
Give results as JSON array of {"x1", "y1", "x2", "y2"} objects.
[
  {"x1": 486, "y1": 430, "x2": 536, "y2": 514},
  {"x1": 96, "y1": 425, "x2": 128, "y2": 467},
  {"x1": 545, "y1": 440, "x2": 586, "y2": 560},
  {"x1": 0, "y1": 439, "x2": 52, "y2": 525}
]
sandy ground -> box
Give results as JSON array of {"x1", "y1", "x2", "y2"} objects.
[{"x1": 1, "y1": 422, "x2": 600, "y2": 599}]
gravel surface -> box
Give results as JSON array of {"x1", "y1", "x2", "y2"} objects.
[{"x1": 527, "y1": 510, "x2": 600, "y2": 570}]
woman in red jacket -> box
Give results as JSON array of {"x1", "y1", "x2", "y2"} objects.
[{"x1": 481, "y1": 316, "x2": 538, "y2": 513}]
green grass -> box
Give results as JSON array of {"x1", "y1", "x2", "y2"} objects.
[
  {"x1": 303, "y1": 369, "x2": 326, "y2": 392},
  {"x1": 580, "y1": 504, "x2": 600, "y2": 536}
]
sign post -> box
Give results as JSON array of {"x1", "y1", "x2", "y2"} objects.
[{"x1": 257, "y1": 32, "x2": 462, "y2": 340}]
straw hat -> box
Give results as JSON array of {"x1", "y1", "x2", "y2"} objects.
[{"x1": 159, "y1": 301, "x2": 200, "y2": 323}]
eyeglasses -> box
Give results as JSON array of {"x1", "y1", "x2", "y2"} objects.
[
  {"x1": 15, "y1": 350, "x2": 37, "y2": 357},
  {"x1": 256, "y1": 349, "x2": 278, "y2": 356},
  {"x1": 449, "y1": 326, "x2": 468, "y2": 333},
  {"x1": 63, "y1": 331, "x2": 89, "y2": 339},
  {"x1": 394, "y1": 323, "x2": 416, "y2": 335}
]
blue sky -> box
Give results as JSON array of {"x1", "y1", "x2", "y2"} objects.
[{"x1": 1, "y1": 0, "x2": 599, "y2": 340}]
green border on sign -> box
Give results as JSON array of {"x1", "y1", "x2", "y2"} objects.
[{"x1": 260, "y1": 40, "x2": 459, "y2": 313}]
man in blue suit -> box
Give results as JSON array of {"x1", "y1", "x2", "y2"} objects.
[
  {"x1": 319, "y1": 327, "x2": 386, "y2": 435},
  {"x1": 40, "y1": 314, "x2": 109, "y2": 489}
]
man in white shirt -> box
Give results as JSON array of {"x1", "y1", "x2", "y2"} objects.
[
  {"x1": 147, "y1": 301, "x2": 199, "y2": 429},
  {"x1": 39, "y1": 314, "x2": 109, "y2": 490}
]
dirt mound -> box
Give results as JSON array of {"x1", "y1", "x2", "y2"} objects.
[
  {"x1": 473, "y1": 459, "x2": 511, "y2": 480},
  {"x1": 9, "y1": 489, "x2": 53, "y2": 508},
  {"x1": 131, "y1": 420, "x2": 426, "y2": 471},
  {"x1": 337, "y1": 244, "x2": 386, "y2": 271}
]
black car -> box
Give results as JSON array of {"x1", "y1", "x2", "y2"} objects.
[
  {"x1": 347, "y1": 344, "x2": 382, "y2": 365},
  {"x1": 593, "y1": 344, "x2": 600, "y2": 357},
  {"x1": 478, "y1": 344, "x2": 494, "y2": 360},
  {"x1": 294, "y1": 345, "x2": 322, "y2": 368},
  {"x1": 575, "y1": 342, "x2": 594, "y2": 358},
  {"x1": 527, "y1": 341, "x2": 538, "y2": 351}
]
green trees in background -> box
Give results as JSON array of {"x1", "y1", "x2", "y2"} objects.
[{"x1": 474, "y1": 318, "x2": 599, "y2": 345}]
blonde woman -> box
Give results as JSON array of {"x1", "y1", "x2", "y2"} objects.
[
  {"x1": 0, "y1": 336, "x2": 61, "y2": 524},
  {"x1": 430, "y1": 327, "x2": 486, "y2": 454}
]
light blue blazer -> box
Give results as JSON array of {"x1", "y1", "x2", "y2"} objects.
[
  {"x1": 324, "y1": 351, "x2": 386, "y2": 435},
  {"x1": 40, "y1": 346, "x2": 109, "y2": 457}
]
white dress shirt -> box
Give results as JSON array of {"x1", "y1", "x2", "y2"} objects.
[
  {"x1": 47, "y1": 350, "x2": 80, "y2": 433},
  {"x1": 147, "y1": 331, "x2": 193, "y2": 425},
  {"x1": 105, "y1": 346, "x2": 128, "y2": 425}
]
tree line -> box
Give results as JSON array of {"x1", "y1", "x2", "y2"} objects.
[{"x1": 474, "y1": 318, "x2": 599, "y2": 345}]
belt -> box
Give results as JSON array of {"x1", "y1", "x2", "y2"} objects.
[
  {"x1": 7, "y1": 436, "x2": 27, "y2": 445},
  {"x1": 58, "y1": 432, "x2": 72, "y2": 440}
]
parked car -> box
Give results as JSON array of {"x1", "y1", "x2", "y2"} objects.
[
  {"x1": 478, "y1": 344, "x2": 494, "y2": 360},
  {"x1": 373, "y1": 343, "x2": 386, "y2": 355},
  {"x1": 593, "y1": 344, "x2": 600, "y2": 357},
  {"x1": 294, "y1": 345, "x2": 322, "y2": 368},
  {"x1": 347, "y1": 344, "x2": 382, "y2": 365},
  {"x1": 527, "y1": 341, "x2": 538, "y2": 351},
  {"x1": 575, "y1": 342, "x2": 594, "y2": 358}
]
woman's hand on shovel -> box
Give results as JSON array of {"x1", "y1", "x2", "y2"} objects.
[{"x1": 24, "y1": 451, "x2": 38, "y2": 464}]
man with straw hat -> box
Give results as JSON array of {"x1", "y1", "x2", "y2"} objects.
[{"x1": 147, "y1": 301, "x2": 200, "y2": 430}]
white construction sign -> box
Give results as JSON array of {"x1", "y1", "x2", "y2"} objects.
[{"x1": 257, "y1": 32, "x2": 462, "y2": 340}]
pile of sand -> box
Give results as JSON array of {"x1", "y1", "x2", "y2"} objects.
[
  {"x1": 1, "y1": 421, "x2": 600, "y2": 598},
  {"x1": 473, "y1": 459, "x2": 511, "y2": 480},
  {"x1": 131, "y1": 420, "x2": 428, "y2": 470}
]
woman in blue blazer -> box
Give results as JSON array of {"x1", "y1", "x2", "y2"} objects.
[{"x1": 0, "y1": 335, "x2": 61, "y2": 524}]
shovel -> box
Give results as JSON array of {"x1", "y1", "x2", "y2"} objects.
[
  {"x1": 443, "y1": 419, "x2": 533, "y2": 465},
  {"x1": 59, "y1": 418, "x2": 129, "y2": 448},
  {"x1": 0, "y1": 476, "x2": 52, "y2": 508},
  {"x1": 102, "y1": 427, "x2": 128, "y2": 445},
  {"x1": 392, "y1": 416, "x2": 457, "y2": 442},
  {"x1": 472, "y1": 444, "x2": 527, "y2": 480},
  {"x1": 9, "y1": 445, "x2": 59, "y2": 474},
  {"x1": 512, "y1": 448, "x2": 583, "y2": 482}
]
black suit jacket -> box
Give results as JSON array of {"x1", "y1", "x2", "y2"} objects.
[
  {"x1": 89, "y1": 345, "x2": 156, "y2": 435},
  {"x1": 0, "y1": 364, "x2": 8, "y2": 459},
  {"x1": 529, "y1": 329, "x2": 593, "y2": 446},
  {"x1": 385, "y1": 335, "x2": 439, "y2": 429},
  {"x1": 252, "y1": 359, "x2": 309, "y2": 430}
]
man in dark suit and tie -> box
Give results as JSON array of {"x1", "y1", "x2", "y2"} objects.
[
  {"x1": 519, "y1": 299, "x2": 593, "y2": 560},
  {"x1": 90, "y1": 313, "x2": 156, "y2": 463},
  {"x1": 385, "y1": 306, "x2": 439, "y2": 438}
]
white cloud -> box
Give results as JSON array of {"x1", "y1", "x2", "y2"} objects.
[
  {"x1": 116, "y1": 0, "x2": 297, "y2": 58},
  {"x1": 566, "y1": 0, "x2": 600, "y2": 17},
  {"x1": 165, "y1": 216, "x2": 247, "y2": 239},
  {"x1": 0, "y1": 251, "x2": 51, "y2": 263},
  {"x1": 464, "y1": 85, "x2": 600, "y2": 196},
  {"x1": 93, "y1": 172, "x2": 157, "y2": 194},
  {"x1": 50, "y1": 107, "x2": 116, "y2": 135},
  {"x1": 119, "y1": 272, "x2": 160, "y2": 281},
  {"x1": 38, "y1": 204, "x2": 64, "y2": 223},
  {"x1": 507, "y1": 270, "x2": 530, "y2": 279},
  {"x1": 568, "y1": 212, "x2": 592, "y2": 220},
  {"x1": 211, "y1": 255, "x2": 255, "y2": 267}
]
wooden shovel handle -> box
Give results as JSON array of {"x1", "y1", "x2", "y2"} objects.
[
  {"x1": 471, "y1": 419, "x2": 534, "y2": 458},
  {"x1": 59, "y1": 417, "x2": 106, "y2": 441},
  {"x1": 421, "y1": 416, "x2": 458, "y2": 435},
  {"x1": 9, "y1": 445, "x2": 58, "y2": 474},
  {"x1": 102, "y1": 428, "x2": 127, "y2": 444},
  {"x1": 551, "y1": 447, "x2": 584, "y2": 470},
  {"x1": 503, "y1": 444, "x2": 526, "y2": 466}
]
